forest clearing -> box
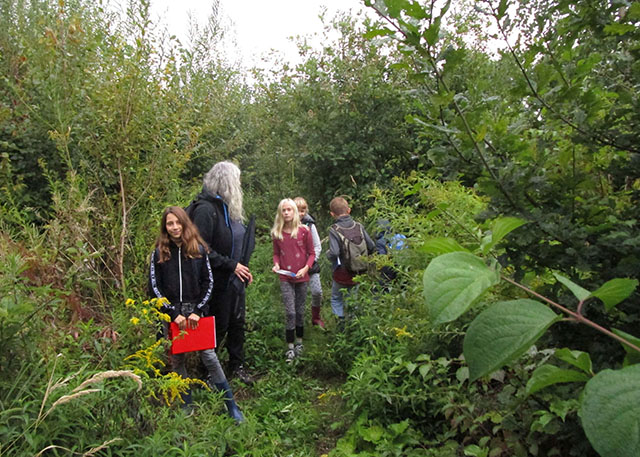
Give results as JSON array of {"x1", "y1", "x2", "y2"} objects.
[{"x1": 1, "y1": 0, "x2": 640, "y2": 455}]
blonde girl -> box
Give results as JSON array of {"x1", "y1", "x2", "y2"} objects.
[{"x1": 271, "y1": 199, "x2": 316, "y2": 362}]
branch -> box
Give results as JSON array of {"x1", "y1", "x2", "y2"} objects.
[
  {"x1": 487, "y1": 3, "x2": 640, "y2": 155},
  {"x1": 369, "y1": 5, "x2": 521, "y2": 211},
  {"x1": 117, "y1": 160, "x2": 127, "y2": 292},
  {"x1": 502, "y1": 275, "x2": 640, "y2": 354}
]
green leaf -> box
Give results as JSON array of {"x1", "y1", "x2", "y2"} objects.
[
  {"x1": 423, "y1": 252, "x2": 500, "y2": 326},
  {"x1": 429, "y1": 91, "x2": 455, "y2": 107},
  {"x1": 553, "y1": 273, "x2": 591, "y2": 302},
  {"x1": 464, "y1": 444, "x2": 488, "y2": 457},
  {"x1": 591, "y1": 278, "x2": 638, "y2": 310},
  {"x1": 611, "y1": 328, "x2": 640, "y2": 366},
  {"x1": 581, "y1": 365, "x2": 640, "y2": 457},
  {"x1": 420, "y1": 237, "x2": 469, "y2": 255},
  {"x1": 360, "y1": 424, "x2": 384, "y2": 443},
  {"x1": 603, "y1": 23, "x2": 636, "y2": 35},
  {"x1": 404, "y1": 2, "x2": 429, "y2": 19},
  {"x1": 385, "y1": 0, "x2": 410, "y2": 18},
  {"x1": 423, "y1": 0, "x2": 450, "y2": 47},
  {"x1": 423, "y1": 21, "x2": 441, "y2": 46},
  {"x1": 554, "y1": 348, "x2": 593, "y2": 374},
  {"x1": 463, "y1": 299, "x2": 561, "y2": 381},
  {"x1": 628, "y1": 3, "x2": 640, "y2": 20},
  {"x1": 491, "y1": 217, "x2": 527, "y2": 246},
  {"x1": 474, "y1": 124, "x2": 488, "y2": 143},
  {"x1": 388, "y1": 420, "x2": 409, "y2": 436},
  {"x1": 526, "y1": 364, "x2": 589, "y2": 395},
  {"x1": 480, "y1": 217, "x2": 527, "y2": 254},
  {"x1": 363, "y1": 28, "x2": 396, "y2": 39},
  {"x1": 497, "y1": 0, "x2": 509, "y2": 19}
]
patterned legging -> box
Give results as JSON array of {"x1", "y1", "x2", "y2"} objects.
[{"x1": 279, "y1": 281, "x2": 308, "y2": 331}]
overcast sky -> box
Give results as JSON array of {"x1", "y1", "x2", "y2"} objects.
[{"x1": 148, "y1": 0, "x2": 370, "y2": 68}]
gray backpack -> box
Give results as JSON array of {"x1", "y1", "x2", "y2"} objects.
[{"x1": 332, "y1": 222, "x2": 368, "y2": 274}]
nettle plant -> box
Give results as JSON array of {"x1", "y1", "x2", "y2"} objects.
[{"x1": 422, "y1": 217, "x2": 640, "y2": 457}]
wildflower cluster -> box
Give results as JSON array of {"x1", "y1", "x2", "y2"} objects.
[
  {"x1": 392, "y1": 326, "x2": 413, "y2": 338},
  {"x1": 125, "y1": 297, "x2": 171, "y2": 326},
  {"x1": 124, "y1": 340, "x2": 166, "y2": 377},
  {"x1": 154, "y1": 372, "x2": 207, "y2": 406}
]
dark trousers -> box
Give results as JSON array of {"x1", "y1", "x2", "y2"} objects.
[{"x1": 210, "y1": 286, "x2": 246, "y2": 371}]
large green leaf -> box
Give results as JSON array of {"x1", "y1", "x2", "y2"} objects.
[
  {"x1": 463, "y1": 299, "x2": 561, "y2": 381},
  {"x1": 553, "y1": 273, "x2": 591, "y2": 302},
  {"x1": 581, "y1": 365, "x2": 640, "y2": 457},
  {"x1": 526, "y1": 364, "x2": 589, "y2": 395},
  {"x1": 423, "y1": 252, "x2": 500, "y2": 326},
  {"x1": 591, "y1": 278, "x2": 638, "y2": 311}
]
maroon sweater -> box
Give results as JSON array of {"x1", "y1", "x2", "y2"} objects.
[{"x1": 273, "y1": 226, "x2": 316, "y2": 283}]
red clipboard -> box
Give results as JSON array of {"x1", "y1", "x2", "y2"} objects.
[{"x1": 169, "y1": 316, "x2": 216, "y2": 354}]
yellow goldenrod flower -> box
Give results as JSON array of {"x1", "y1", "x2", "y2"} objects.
[
  {"x1": 124, "y1": 340, "x2": 165, "y2": 377},
  {"x1": 393, "y1": 326, "x2": 413, "y2": 338},
  {"x1": 155, "y1": 297, "x2": 169, "y2": 309},
  {"x1": 125, "y1": 298, "x2": 135, "y2": 306},
  {"x1": 130, "y1": 317, "x2": 140, "y2": 325}
]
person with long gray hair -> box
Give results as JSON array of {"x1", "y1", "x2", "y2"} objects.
[{"x1": 190, "y1": 161, "x2": 255, "y2": 385}]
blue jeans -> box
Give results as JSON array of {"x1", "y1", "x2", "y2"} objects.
[{"x1": 330, "y1": 280, "x2": 357, "y2": 318}]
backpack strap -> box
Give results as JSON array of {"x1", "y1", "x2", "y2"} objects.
[{"x1": 332, "y1": 221, "x2": 357, "y2": 236}]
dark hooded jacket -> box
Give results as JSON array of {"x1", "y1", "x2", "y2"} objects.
[
  {"x1": 191, "y1": 191, "x2": 255, "y2": 297},
  {"x1": 148, "y1": 243, "x2": 213, "y2": 320},
  {"x1": 191, "y1": 191, "x2": 237, "y2": 292}
]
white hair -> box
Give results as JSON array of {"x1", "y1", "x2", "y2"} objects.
[{"x1": 203, "y1": 161, "x2": 244, "y2": 222}]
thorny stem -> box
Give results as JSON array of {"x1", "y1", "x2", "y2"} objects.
[{"x1": 502, "y1": 276, "x2": 640, "y2": 354}]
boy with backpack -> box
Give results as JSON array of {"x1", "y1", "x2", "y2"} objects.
[{"x1": 327, "y1": 197, "x2": 375, "y2": 327}]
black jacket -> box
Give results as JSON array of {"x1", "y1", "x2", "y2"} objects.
[
  {"x1": 148, "y1": 243, "x2": 213, "y2": 320},
  {"x1": 191, "y1": 191, "x2": 237, "y2": 291}
]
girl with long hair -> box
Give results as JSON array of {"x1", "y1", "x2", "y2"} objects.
[
  {"x1": 149, "y1": 206, "x2": 243, "y2": 421},
  {"x1": 271, "y1": 199, "x2": 316, "y2": 363}
]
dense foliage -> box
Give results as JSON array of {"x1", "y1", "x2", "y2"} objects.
[{"x1": 1, "y1": 0, "x2": 639, "y2": 455}]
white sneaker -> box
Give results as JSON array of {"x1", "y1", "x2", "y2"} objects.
[
  {"x1": 285, "y1": 349, "x2": 295, "y2": 363},
  {"x1": 294, "y1": 343, "x2": 304, "y2": 357}
]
